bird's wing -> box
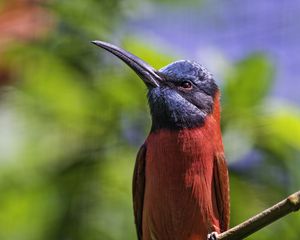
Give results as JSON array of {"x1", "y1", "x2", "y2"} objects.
[
  {"x1": 132, "y1": 144, "x2": 147, "y2": 240},
  {"x1": 212, "y1": 153, "x2": 230, "y2": 232}
]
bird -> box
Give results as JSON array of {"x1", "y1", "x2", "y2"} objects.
[{"x1": 92, "y1": 40, "x2": 230, "y2": 240}]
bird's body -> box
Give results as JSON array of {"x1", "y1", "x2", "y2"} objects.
[
  {"x1": 140, "y1": 92, "x2": 227, "y2": 240},
  {"x1": 135, "y1": 90, "x2": 229, "y2": 240},
  {"x1": 92, "y1": 41, "x2": 230, "y2": 240}
]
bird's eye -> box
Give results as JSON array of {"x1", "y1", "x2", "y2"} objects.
[{"x1": 180, "y1": 81, "x2": 192, "y2": 89}]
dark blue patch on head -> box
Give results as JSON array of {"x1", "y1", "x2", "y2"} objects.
[{"x1": 159, "y1": 60, "x2": 212, "y2": 83}]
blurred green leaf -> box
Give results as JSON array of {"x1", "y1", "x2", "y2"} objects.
[
  {"x1": 262, "y1": 107, "x2": 300, "y2": 149},
  {"x1": 223, "y1": 54, "x2": 274, "y2": 118},
  {"x1": 123, "y1": 37, "x2": 176, "y2": 69}
]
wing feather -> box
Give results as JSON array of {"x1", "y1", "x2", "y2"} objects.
[
  {"x1": 213, "y1": 153, "x2": 230, "y2": 232},
  {"x1": 132, "y1": 144, "x2": 147, "y2": 240}
]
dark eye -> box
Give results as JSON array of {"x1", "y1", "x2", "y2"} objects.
[{"x1": 180, "y1": 81, "x2": 192, "y2": 89}]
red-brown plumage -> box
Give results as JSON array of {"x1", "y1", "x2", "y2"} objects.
[{"x1": 133, "y1": 91, "x2": 230, "y2": 240}]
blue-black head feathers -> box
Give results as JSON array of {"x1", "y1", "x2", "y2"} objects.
[{"x1": 148, "y1": 60, "x2": 218, "y2": 131}]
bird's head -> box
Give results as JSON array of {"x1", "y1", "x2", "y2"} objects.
[{"x1": 92, "y1": 41, "x2": 219, "y2": 131}]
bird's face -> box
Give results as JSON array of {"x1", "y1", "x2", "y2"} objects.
[
  {"x1": 92, "y1": 41, "x2": 218, "y2": 130},
  {"x1": 148, "y1": 60, "x2": 218, "y2": 130}
]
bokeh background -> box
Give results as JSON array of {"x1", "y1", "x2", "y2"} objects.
[{"x1": 1, "y1": 0, "x2": 300, "y2": 239}]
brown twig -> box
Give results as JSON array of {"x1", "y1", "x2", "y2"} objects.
[{"x1": 214, "y1": 191, "x2": 300, "y2": 240}]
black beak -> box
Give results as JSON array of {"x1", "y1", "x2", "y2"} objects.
[{"x1": 91, "y1": 40, "x2": 162, "y2": 87}]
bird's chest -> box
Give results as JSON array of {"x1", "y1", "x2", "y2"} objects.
[
  {"x1": 142, "y1": 128, "x2": 216, "y2": 239},
  {"x1": 146, "y1": 128, "x2": 215, "y2": 187}
]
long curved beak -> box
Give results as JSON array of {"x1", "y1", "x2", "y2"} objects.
[{"x1": 91, "y1": 40, "x2": 162, "y2": 87}]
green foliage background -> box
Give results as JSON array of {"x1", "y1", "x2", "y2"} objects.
[{"x1": 0, "y1": 0, "x2": 300, "y2": 239}]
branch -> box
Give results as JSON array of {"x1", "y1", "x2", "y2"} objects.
[{"x1": 214, "y1": 191, "x2": 300, "y2": 240}]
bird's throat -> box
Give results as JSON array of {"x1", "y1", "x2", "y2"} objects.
[{"x1": 148, "y1": 89, "x2": 221, "y2": 132}]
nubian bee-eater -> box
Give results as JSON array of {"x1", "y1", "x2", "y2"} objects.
[{"x1": 92, "y1": 41, "x2": 230, "y2": 240}]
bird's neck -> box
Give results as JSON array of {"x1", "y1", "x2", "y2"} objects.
[
  {"x1": 147, "y1": 91, "x2": 223, "y2": 154},
  {"x1": 147, "y1": 112, "x2": 223, "y2": 156}
]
